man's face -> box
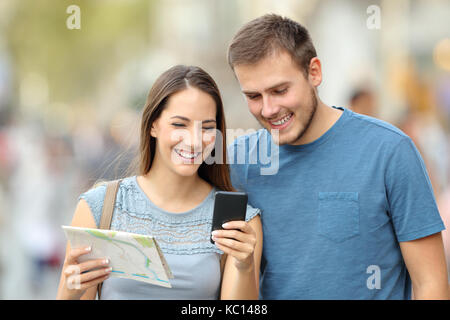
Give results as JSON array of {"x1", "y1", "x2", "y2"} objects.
[{"x1": 234, "y1": 50, "x2": 318, "y2": 145}]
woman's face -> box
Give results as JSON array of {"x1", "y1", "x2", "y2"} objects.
[{"x1": 150, "y1": 86, "x2": 217, "y2": 177}]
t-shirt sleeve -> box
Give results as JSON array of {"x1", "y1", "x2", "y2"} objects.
[
  {"x1": 227, "y1": 138, "x2": 248, "y2": 192},
  {"x1": 77, "y1": 183, "x2": 107, "y2": 228},
  {"x1": 245, "y1": 204, "x2": 261, "y2": 222},
  {"x1": 385, "y1": 137, "x2": 445, "y2": 242},
  {"x1": 227, "y1": 137, "x2": 261, "y2": 221}
]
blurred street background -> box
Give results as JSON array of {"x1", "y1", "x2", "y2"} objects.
[{"x1": 0, "y1": 0, "x2": 449, "y2": 299}]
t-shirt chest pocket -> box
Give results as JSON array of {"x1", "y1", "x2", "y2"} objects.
[{"x1": 317, "y1": 192, "x2": 360, "y2": 242}]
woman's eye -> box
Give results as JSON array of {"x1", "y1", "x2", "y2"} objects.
[
  {"x1": 202, "y1": 127, "x2": 216, "y2": 131},
  {"x1": 172, "y1": 123, "x2": 185, "y2": 127}
]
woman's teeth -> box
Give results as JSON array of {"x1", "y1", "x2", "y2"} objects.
[
  {"x1": 271, "y1": 113, "x2": 293, "y2": 125},
  {"x1": 175, "y1": 149, "x2": 201, "y2": 159}
]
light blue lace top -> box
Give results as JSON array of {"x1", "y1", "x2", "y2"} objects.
[{"x1": 77, "y1": 175, "x2": 261, "y2": 300}]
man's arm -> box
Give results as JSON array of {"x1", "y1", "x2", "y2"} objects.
[{"x1": 399, "y1": 232, "x2": 449, "y2": 299}]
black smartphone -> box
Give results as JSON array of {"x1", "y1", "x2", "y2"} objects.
[{"x1": 210, "y1": 191, "x2": 248, "y2": 244}]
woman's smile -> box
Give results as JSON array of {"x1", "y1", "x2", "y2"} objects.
[{"x1": 173, "y1": 148, "x2": 202, "y2": 163}]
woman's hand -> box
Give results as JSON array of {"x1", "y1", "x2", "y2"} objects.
[
  {"x1": 211, "y1": 221, "x2": 257, "y2": 272},
  {"x1": 59, "y1": 246, "x2": 111, "y2": 300}
]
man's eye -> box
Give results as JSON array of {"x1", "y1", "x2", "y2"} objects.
[
  {"x1": 274, "y1": 88, "x2": 287, "y2": 95},
  {"x1": 247, "y1": 95, "x2": 260, "y2": 100}
]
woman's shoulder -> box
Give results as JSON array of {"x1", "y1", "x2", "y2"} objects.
[{"x1": 77, "y1": 176, "x2": 136, "y2": 227}]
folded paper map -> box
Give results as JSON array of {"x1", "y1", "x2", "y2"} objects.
[{"x1": 62, "y1": 226, "x2": 174, "y2": 288}]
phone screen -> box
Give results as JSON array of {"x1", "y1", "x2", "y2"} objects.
[{"x1": 210, "y1": 191, "x2": 248, "y2": 244}]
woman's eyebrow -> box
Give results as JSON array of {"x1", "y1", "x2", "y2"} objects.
[
  {"x1": 170, "y1": 115, "x2": 190, "y2": 121},
  {"x1": 170, "y1": 116, "x2": 216, "y2": 123}
]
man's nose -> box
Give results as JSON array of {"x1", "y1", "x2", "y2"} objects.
[{"x1": 261, "y1": 95, "x2": 280, "y2": 119}]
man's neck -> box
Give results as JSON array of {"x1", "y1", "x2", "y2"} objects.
[{"x1": 291, "y1": 102, "x2": 343, "y2": 146}]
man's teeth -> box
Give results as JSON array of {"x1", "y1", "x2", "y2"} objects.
[
  {"x1": 271, "y1": 113, "x2": 293, "y2": 125},
  {"x1": 175, "y1": 149, "x2": 201, "y2": 159}
]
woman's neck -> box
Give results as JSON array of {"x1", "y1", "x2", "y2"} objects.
[
  {"x1": 137, "y1": 155, "x2": 212, "y2": 211},
  {"x1": 143, "y1": 166, "x2": 205, "y2": 201}
]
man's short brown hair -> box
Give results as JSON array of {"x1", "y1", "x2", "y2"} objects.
[{"x1": 227, "y1": 14, "x2": 317, "y2": 77}]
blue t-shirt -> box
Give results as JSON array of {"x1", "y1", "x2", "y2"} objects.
[{"x1": 228, "y1": 106, "x2": 445, "y2": 300}]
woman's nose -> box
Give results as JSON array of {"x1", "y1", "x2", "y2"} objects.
[{"x1": 185, "y1": 121, "x2": 203, "y2": 152}]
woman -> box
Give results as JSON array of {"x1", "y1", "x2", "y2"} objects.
[{"x1": 56, "y1": 65, "x2": 263, "y2": 299}]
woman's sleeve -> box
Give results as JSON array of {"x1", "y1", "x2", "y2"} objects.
[
  {"x1": 245, "y1": 204, "x2": 261, "y2": 222},
  {"x1": 77, "y1": 184, "x2": 107, "y2": 228}
]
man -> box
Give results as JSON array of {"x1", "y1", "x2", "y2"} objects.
[{"x1": 226, "y1": 14, "x2": 449, "y2": 299}]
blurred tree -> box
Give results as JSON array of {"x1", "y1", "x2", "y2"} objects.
[{"x1": 5, "y1": 0, "x2": 155, "y2": 117}]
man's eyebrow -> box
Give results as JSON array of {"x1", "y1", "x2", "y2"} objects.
[
  {"x1": 170, "y1": 116, "x2": 216, "y2": 123},
  {"x1": 242, "y1": 81, "x2": 291, "y2": 95}
]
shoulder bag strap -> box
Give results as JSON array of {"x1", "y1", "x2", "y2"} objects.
[{"x1": 97, "y1": 178, "x2": 122, "y2": 300}]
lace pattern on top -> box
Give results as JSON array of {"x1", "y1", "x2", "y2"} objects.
[{"x1": 78, "y1": 176, "x2": 261, "y2": 255}]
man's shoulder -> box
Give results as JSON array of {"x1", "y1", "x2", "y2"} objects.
[
  {"x1": 346, "y1": 109, "x2": 409, "y2": 144},
  {"x1": 227, "y1": 128, "x2": 268, "y2": 152},
  {"x1": 229, "y1": 128, "x2": 267, "y2": 144}
]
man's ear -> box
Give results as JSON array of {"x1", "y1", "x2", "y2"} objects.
[{"x1": 307, "y1": 57, "x2": 323, "y2": 87}]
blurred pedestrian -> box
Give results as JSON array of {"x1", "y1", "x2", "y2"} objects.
[{"x1": 349, "y1": 88, "x2": 377, "y2": 118}]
